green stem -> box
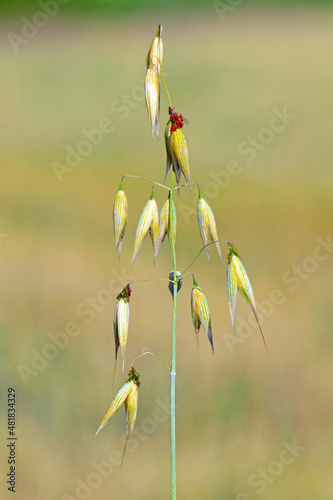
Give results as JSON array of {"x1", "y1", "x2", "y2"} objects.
[{"x1": 169, "y1": 171, "x2": 177, "y2": 499}]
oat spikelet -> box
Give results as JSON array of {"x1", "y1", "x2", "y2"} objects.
[
  {"x1": 95, "y1": 368, "x2": 140, "y2": 467},
  {"x1": 165, "y1": 108, "x2": 191, "y2": 192},
  {"x1": 145, "y1": 66, "x2": 160, "y2": 143},
  {"x1": 226, "y1": 244, "x2": 269, "y2": 357},
  {"x1": 146, "y1": 24, "x2": 164, "y2": 75},
  {"x1": 113, "y1": 180, "x2": 128, "y2": 259},
  {"x1": 157, "y1": 194, "x2": 176, "y2": 256},
  {"x1": 197, "y1": 189, "x2": 222, "y2": 263},
  {"x1": 131, "y1": 190, "x2": 159, "y2": 269},
  {"x1": 113, "y1": 285, "x2": 131, "y2": 379},
  {"x1": 191, "y1": 276, "x2": 214, "y2": 353}
]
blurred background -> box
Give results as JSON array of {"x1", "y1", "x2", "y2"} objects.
[{"x1": 0, "y1": 1, "x2": 333, "y2": 499}]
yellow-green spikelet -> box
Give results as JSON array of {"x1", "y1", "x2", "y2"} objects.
[
  {"x1": 191, "y1": 276, "x2": 213, "y2": 352},
  {"x1": 114, "y1": 297, "x2": 129, "y2": 372},
  {"x1": 113, "y1": 181, "x2": 128, "y2": 258},
  {"x1": 94, "y1": 368, "x2": 140, "y2": 466},
  {"x1": 226, "y1": 250, "x2": 238, "y2": 333},
  {"x1": 197, "y1": 189, "x2": 222, "y2": 262},
  {"x1": 145, "y1": 66, "x2": 160, "y2": 142},
  {"x1": 131, "y1": 190, "x2": 159, "y2": 269},
  {"x1": 125, "y1": 382, "x2": 138, "y2": 437},
  {"x1": 164, "y1": 122, "x2": 181, "y2": 187},
  {"x1": 94, "y1": 380, "x2": 133, "y2": 438},
  {"x1": 146, "y1": 24, "x2": 164, "y2": 74},
  {"x1": 226, "y1": 245, "x2": 269, "y2": 356},
  {"x1": 157, "y1": 196, "x2": 176, "y2": 256},
  {"x1": 157, "y1": 198, "x2": 169, "y2": 255},
  {"x1": 170, "y1": 127, "x2": 191, "y2": 192}
]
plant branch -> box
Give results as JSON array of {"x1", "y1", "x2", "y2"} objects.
[
  {"x1": 160, "y1": 64, "x2": 172, "y2": 108},
  {"x1": 180, "y1": 239, "x2": 231, "y2": 276},
  {"x1": 122, "y1": 174, "x2": 170, "y2": 191},
  {"x1": 129, "y1": 278, "x2": 172, "y2": 285},
  {"x1": 131, "y1": 350, "x2": 170, "y2": 372}
]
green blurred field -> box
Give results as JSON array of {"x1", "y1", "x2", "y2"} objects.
[
  {"x1": 1, "y1": 0, "x2": 333, "y2": 16},
  {"x1": 1, "y1": 5, "x2": 333, "y2": 500}
]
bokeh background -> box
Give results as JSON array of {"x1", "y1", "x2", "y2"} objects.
[{"x1": 1, "y1": 1, "x2": 333, "y2": 499}]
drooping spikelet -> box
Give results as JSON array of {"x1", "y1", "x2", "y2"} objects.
[
  {"x1": 113, "y1": 180, "x2": 128, "y2": 259},
  {"x1": 146, "y1": 24, "x2": 164, "y2": 75},
  {"x1": 170, "y1": 128, "x2": 191, "y2": 190},
  {"x1": 165, "y1": 107, "x2": 191, "y2": 192},
  {"x1": 94, "y1": 367, "x2": 140, "y2": 468},
  {"x1": 145, "y1": 66, "x2": 160, "y2": 142},
  {"x1": 157, "y1": 193, "x2": 176, "y2": 256},
  {"x1": 125, "y1": 380, "x2": 138, "y2": 439},
  {"x1": 226, "y1": 244, "x2": 269, "y2": 357},
  {"x1": 131, "y1": 189, "x2": 159, "y2": 269},
  {"x1": 158, "y1": 197, "x2": 169, "y2": 252},
  {"x1": 197, "y1": 188, "x2": 222, "y2": 263},
  {"x1": 113, "y1": 285, "x2": 131, "y2": 377},
  {"x1": 191, "y1": 276, "x2": 214, "y2": 353},
  {"x1": 164, "y1": 122, "x2": 180, "y2": 187}
]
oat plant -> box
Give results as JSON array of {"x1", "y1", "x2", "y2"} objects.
[{"x1": 94, "y1": 24, "x2": 268, "y2": 499}]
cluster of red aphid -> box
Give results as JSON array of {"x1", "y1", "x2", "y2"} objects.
[
  {"x1": 117, "y1": 284, "x2": 131, "y2": 302},
  {"x1": 168, "y1": 106, "x2": 184, "y2": 133}
]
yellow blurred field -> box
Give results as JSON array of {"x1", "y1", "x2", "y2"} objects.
[{"x1": 0, "y1": 7, "x2": 333, "y2": 500}]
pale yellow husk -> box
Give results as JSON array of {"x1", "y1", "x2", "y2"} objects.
[
  {"x1": 157, "y1": 198, "x2": 176, "y2": 256},
  {"x1": 226, "y1": 248, "x2": 269, "y2": 356},
  {"x1": 114, "y1": 299, "x2": 129, "y2": 371},
  {"x1": 146, "y1": 31, "x2": 164, "y2": 74},
  {"x1": 170, "y1": 128, "x2": 191, "y2": 192},
  {"x1": 145, "y1": 66, "x2": 160, "y2": 142},
  {"x1": 191, "y1": 284, "x2": 213, "y2": 352},
  {"x1": 131, "y1": 197, "x2": 159, "y2": 269},
  {"x1": 197, "y1": 197, "x2": 222, "y2": 262},
  {"x1": 113, "y1": 189, "x2": 128, "y2": 258},
  {"x1": 94, "y1": 380, "x2": 134, "y2": 438}
]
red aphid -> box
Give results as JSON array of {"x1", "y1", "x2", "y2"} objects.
[{"x1": 168, "y1": 107, "x2": 185, "y2": 131}]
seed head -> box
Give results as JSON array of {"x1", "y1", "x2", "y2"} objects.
[
  {"x1": 146, "y1": 24, "x2": 164, "y2": 75},
  {"x1": 125, "y1": 380, "x2": 138, "y2": 437},
  {"x1": 164, "y1": 122, "x2": 181, "y2": 188},
  {"x1": 197, "y1": 189, "x2": 222, "y2": 263},
  {"x1": 113, "y1": 285, "x2": 131, "y2": 372},
  {"x1": 191, "y1": 276, "x2": 213, "y2": 353},
  {"x1": 113, "y1": 181, "x2": 128, "y2": 259},
  {"x1": 157, "y1": 194, "x2": 176, "y2": 256},
  {"x1": 145, "y1": 66, "x2": 160, "y2": 143},
  {"x1": 226, "y1": 244, "x2": 269, "y2": 356},
  {"x1": 131, "y1": 189, "x2": 159, "y2": 269},
  {"x1": 94, "y1": 367, "x2": 140, "y2": 467},
  {"x1": 165, "y1": 108, "x2": 191, "y2": 192},
  {"x1": 170, "y1": 128, "x2": 191, "y2": 193}
]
